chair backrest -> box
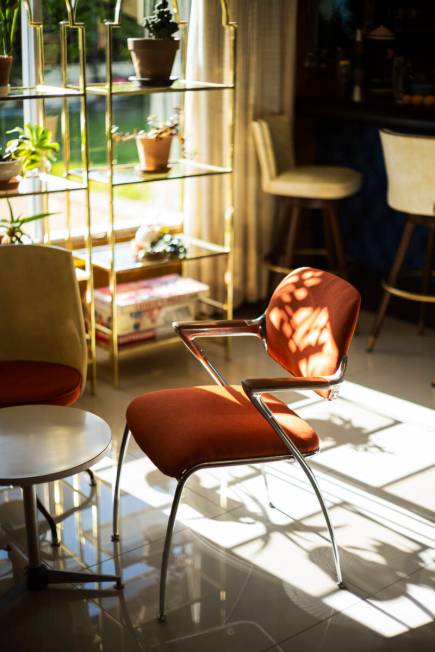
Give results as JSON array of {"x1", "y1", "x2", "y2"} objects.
[
  {"x1": 252, "y1": 114, "x2": 295, "y2": 192},
  {"x1": 380, "y1": 129, "x2": 435, "y2": 216},
  {"x1": 0, "y1": 244, "x2": 87, "y2": 388},
  {"x1": 265, "y1": 268, "x2": 360, "y2": 390}
]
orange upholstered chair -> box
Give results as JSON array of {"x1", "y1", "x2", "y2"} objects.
[
  {"x1": 112, "y1": 267, "x2": 360, "y2": 621},
  {"x1": 0, "y1": 244, "x2": 90, "y2": 545}
]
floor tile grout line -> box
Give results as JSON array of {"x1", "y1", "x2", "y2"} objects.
[
  {"x1": 82, "y1": 503, "x2": 245, "y2": 572},
  {"x1": 71, "y1": 505, "x2": 257, "y2": 631}
]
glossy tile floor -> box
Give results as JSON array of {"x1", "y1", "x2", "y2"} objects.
[{"x1": 0, "y1": 311, "x2": 434, "y2": 651}]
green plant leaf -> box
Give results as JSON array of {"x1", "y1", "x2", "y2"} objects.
[
  {"x1": 6, "y1": 126, "x2": 24, "y2": 136},
  {"x1": 19, "y1": 211, "x2": 58, "y2": 224}
]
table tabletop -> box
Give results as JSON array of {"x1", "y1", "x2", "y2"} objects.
[{"x1": 0, "y1": 405, "x2": 111, "y2": 486}]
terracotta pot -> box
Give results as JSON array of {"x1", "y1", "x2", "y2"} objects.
[
  {"x1": 0, "y1": 55, "x2": 13, "y2": 96},
  {"x1": 0, "y1": 158, "x2": 21, "y2": 181},
  {"x1": 45, "y1": 34, "x2": 60, "y2": 67},
  {"x1": 45, "y1": 115, "x2": 58, "y2": 139},
  {"x1": 127, "y1": 38, "x2": 178, "y2": 82},
  {"x1": 135, "y1": 134, "x2": 172, "y2": 172}
]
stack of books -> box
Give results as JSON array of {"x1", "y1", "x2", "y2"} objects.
[{"x1": 95, "y1": 274, "x2": 209, "y2": 346}]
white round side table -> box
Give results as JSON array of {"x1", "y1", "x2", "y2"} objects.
[{"x1": 0, "y1": 405, "x2": 122, "y2": 591}]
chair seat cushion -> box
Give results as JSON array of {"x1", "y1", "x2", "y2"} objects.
[
  {"x1": 269, "y1": 166, "x2": 362, "y2": 200},
  {"x1": 0, "y1": 360, "x2": 82, "y2": 408},
  {"x1": 127, "y1": 384, "x2": 319, "y2": 478}
]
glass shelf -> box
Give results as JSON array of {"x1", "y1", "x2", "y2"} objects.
[
  {"x1": 83, "y1": 79, "x2": 234, "y2": 96},
  {"x1": 0, "y1": 85, "x2": 84, "y2": 102},
  {"x1": 0, "y1": 174, "x2": 86, "y2": 198},
  {"x1": 95, "y1": 332, "x2": 181, "y2": 354},
  {"x1": 74, "y1": 236, "x2": 230, "y2": 274},
  {"x1": 77, "y1": 160, "x2": 231, "y2": 187}
]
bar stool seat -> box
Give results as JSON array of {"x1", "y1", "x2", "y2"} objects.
[
  {"x1": 368, "y1": 130, "x2": 435, "y2": 352},
  {"x1": 268, "y1": 165, "x2": 361, "y2": 200},
  {"x1": 252, "y1": 114, "x2": 362, "y2": 282}
]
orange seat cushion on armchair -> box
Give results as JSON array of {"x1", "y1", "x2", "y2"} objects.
[
  {"x1": 127, "y1": 384, "x2": 319, "y2": 479},
  {"x1": 0, "y1": 360, "x2": 82, "y2": 408}
]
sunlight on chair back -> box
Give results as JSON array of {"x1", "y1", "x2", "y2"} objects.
[
  {"x1": 252, "y1": 114, "x2": 295, "y2": 192},
  {"x1": 265, "y1": 268, "x2": 360, "y2": 383},
  {"x1": 380, "y1": 129, "x2": 435, "y2": 216},
  {"x1": 0, "y1": 245, "x2": 87, "y2": 386}
]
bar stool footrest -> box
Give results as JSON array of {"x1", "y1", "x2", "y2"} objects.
[{"x1": 382, "y1": 281, "x2": 435, "y2": 304}]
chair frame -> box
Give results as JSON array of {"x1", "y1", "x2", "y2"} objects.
[{"x1": 112, "y1": 315, "x2": 347, "y2": 621}]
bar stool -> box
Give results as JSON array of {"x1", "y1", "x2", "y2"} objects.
[
  {"x1": 252, "y1": 114, "x2": 362, "y2": 280},
  {"x1": 367, "y1": 130, "x2": 435, "y2": 352}
]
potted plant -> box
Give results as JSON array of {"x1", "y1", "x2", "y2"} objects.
[
  {"x1": 6, "y1": 123, "x2": 60, "y2": 177},
  {"x1": 0, "y1": 143, "x2": 21, "y2": 186},
  {"x1": 128, "y1": 0, "x2": 179, "y2": 85},
  {"x1": 0, "y1": 198, "x2": 55, "y2": 244},
  {"x1": 112, "y1": 111, "x2": 179, "y2": 173},
  {"x1": 0, "y1": 0, "x2": 20, "y2": 96}
]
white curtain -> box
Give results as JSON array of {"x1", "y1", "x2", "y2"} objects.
[{"x1": 184, "y1": 0, "x2": 297, "y2": 305}]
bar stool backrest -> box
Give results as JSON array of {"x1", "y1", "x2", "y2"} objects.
[
  {"x1": 380, "y1": 129, "x2": 435, "y2": 217},
  {"x1": 0, "y1": 244, "x2": 87, "y2": 386},
  {"x1": 252, "y1": 114, "x2": 295, "y2": 193}
]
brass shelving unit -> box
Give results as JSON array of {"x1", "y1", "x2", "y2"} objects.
[
  {"x1": 73, "y1": 0, "x2": 237, "y2": 387},
  {"x1": 0, "y1": 1, "x2": 96, "y2": 391}
]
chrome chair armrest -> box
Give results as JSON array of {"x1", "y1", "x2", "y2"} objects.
[
  {"x1": 241, "y1": 359, "x2": 347, "y2": 473},
  {"x1": 173, "y1": 319, "x2": 262, "y2": 340},
  {"x1": 242, "y1": 357, "x2": 347, "y2": 400},
  {"x1": 173, "y1": 318, "x2": 264, "y2": 386}
]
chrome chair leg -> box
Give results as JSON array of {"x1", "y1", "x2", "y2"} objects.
[
  {"x1": 158, "y1": 472, "x2": 191, "y2": 623},
  {"x1": 251, "y1": 395, "x2": 344, "y2": 588},
  {"x1": 86, "y1": 469, "x2": 97, "y2": 487},
  {"x1": 294, "y1": 454, "x2": 344, "y2": 588},
  {"x1": 111, "y1": 424, "x2": 131, "y2": 542},
  {"x1": 36, "y1": 497, "x2": 60, "y2": 547},
  {"x1": 35, "y1": 468, "x2": 97, "y2": 548},
  {"x1": 261, "y1": 467, "x2": 275, "y2": 508}
]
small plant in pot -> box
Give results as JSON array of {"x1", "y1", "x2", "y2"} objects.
[
  {"x1": 112, "y1": 111, "x2": 179, "y2": 173},
  {"x1": 0, "y1": 142, "x2": 21, "y2": 188},
  {"x1": 0, "y1": 198, "x2": 55, "y2": 244},
  {"x1": 6, "y1": 123, "x2": 60, "y2": 177},
  {"x1": 128, "y1": 0, "x2": 179, "y2": 86},
  {"x1": 0, "y1": 0, "x2": 20, "y2": 96}
]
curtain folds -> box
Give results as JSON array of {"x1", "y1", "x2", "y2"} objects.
[{"x1": 184, "y1": 0, "x2": 297, "y2": 305}]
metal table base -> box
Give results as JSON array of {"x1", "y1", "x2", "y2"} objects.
[{"x1": 22, "y1": 485, "x2": 122, "y2": 591}]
